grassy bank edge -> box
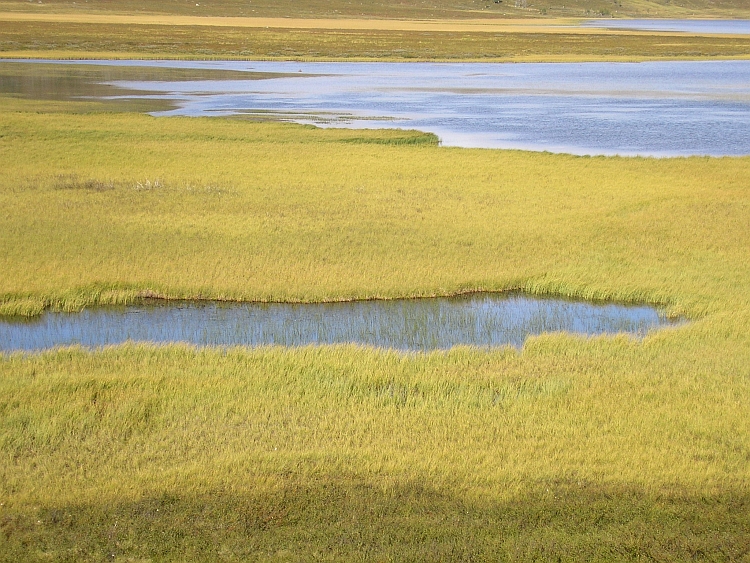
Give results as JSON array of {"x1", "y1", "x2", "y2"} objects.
[
  {"x1": 4, "y1": 51, "x2": 750, "y2": 62},
  {"x1": 0, "y1": 280, "x2": 690, "y2": 320}
]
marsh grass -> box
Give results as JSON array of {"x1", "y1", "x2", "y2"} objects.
[
  {"x1": 1, "y1": 95, "x2": 750, "y2": 560},
  {"x1": 2, "y1": 0, "x2": 750, "y2": 64},
  {"x1": 1, "y1": 96, "x2": 748, "y2": 318},
  {"x1": 3, "y1": 20, "x2": 750, "y2": 61},
  {"x1": 1, "y1": 338, "x2": 749, "y2": 560}
]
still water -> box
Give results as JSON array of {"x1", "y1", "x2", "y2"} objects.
[
  {"x1": 14, "y1": 58, "x2": 747, "y2": 156},
  {"x1": 582, "y1": 19, "x2": 750, "y2": 35},
  {"x1": 0, "y1": 294, "x2": 679, "y2": 353}
]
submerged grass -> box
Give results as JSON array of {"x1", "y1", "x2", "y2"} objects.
[{"x1": 1, "y1": 96, "x2": 750, "y2": 559}]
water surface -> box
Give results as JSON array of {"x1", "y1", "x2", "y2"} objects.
[
  {"x1": 4, "y1": 59, "x2": 750, "y2": 155},
  {"x1": 142, "y1": 60, "x2": 750, "y2": 156},
  {"x1": 0, "y1": 293, "x2": 679, "y2": 353},
  {"x1": 582, "y1": 19, "x2": 750, "y2": 35}
]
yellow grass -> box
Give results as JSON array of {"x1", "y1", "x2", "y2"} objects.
[
  {"x1": 1, "y1": 97, "x2": 749, "y2": 318},
  {"x1": 2, "y1": 0, "x2": 750, "y2": 19},
  {"x1": 0, "y1": 12, "x2": 747, "y2": 36},
  {"x1": 1, "y1": 92, "x2": 749, "y2": 559},
  {"x1": 3, "y1": 5, "x2": 750, "y2": 62}
]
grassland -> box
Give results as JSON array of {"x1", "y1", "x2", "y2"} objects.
[
  {"x1": 1, "y1": 96, "x2": 749, "y2": 316},
  {"x1": 1, "y1": 95, "x2": 750, "y2": 560},
  {"x1": 2, "y1": 0, "x2": 750, "y2": 61},
  {"x1": 2, "y1": 0, "x2": 750, "y2": 559},
  {"x1": 4, "y1": 19, "x2": 750, "y2": 61},
  {"x1": 2, "y1": 0, "x2": 750, "y2": 20}
]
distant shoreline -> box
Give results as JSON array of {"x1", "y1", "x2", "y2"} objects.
[{"x1": 1, "y1": 13, "x2": 748, "y2": 37}]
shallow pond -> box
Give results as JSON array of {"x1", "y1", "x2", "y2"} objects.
[
  {"x1": 0, "y1": 293, "x2": 680, "y2": 353},
  {"x1": 4, "y1": 58, "x2": 750, "y2": 156}
]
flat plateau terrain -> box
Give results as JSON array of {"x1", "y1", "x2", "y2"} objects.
[
  {"x1": 2, "y1": 0, "x2": 750, "y2": 60},
  {"x1": 1, "y1": 0, "x2": 750, "y2": 560},
  {"x1": 1, "y1": 95, "x2": 749, "y2": 560}
]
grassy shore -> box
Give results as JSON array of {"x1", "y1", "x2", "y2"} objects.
[
  {"x1": 2, "y1": 0, "x2": 750, "y2": 61},
  {"x1": 1, "y1": 96, "x2": 749, "y2": 317},
  {"x1": 4, "y1": 19, "x2": 750, "y2": 61},
  {"x1": 1, "y1": 95, "x2": 750, "y2": 559}
]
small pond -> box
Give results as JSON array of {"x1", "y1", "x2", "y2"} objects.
[{"x1": 0, "y1": 293, "x2": 680, "y2": 353}]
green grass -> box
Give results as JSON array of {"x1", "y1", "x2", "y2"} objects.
[{"x1": 1, "y1": 96, "x2": 750, "y2": 560}]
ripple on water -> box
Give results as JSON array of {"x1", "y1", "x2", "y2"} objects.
[{"x1": 3, "y1": 59, "x2": 750, "y2": 156}]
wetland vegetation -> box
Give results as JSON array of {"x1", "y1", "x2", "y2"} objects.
[
  {"x1": 3, "y1": 95, "x2": 748, "y2": 317},
  {"x1": 2, "y1": 0, "x2": 750, "y2": 62},
  {"x1": 3, "y1": 18, "x2": 750, "y2": 61},
  {"x1": 2, "y1": 0, "x2": 750, "y2": 20},
  {"x1": 1, "y1": 91, "x2": 749, "y2": 560},
  {"x1": 2, "y1": 0, "x2": 750, "y2": 559}
]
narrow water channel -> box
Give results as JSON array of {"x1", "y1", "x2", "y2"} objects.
[{"x1": 0, "y1": 293, "x2": 680, "y2": 352}]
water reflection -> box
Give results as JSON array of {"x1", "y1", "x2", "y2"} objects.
[
  {"x1": 0, "y1": 293, "x2": 680, "y2": 352},
  {"x1": 0, "y1": 61, "x2": 297, "y2": 111}
]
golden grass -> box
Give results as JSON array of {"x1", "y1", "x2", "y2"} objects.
[
  {"x1": 3, "y1": 13, "x2": 590, "y2": 32},
  {"x1": 1, "y1": 0, "x2": 750, "y2": 19},
  {"x1": 4, "y1": 12, "x2": 738, "y2": 36},
  {"x1": 3, "y1": 20, "x2": 750, "y2": 63},
  {"x1": 1, "y1": 96, "x2": 750, "y2": 559},
  {"x1": 3, "y1": 4, "x2": 750, "y2": 62},
  {"x1": 1, "y1": 97, "x2": 749, "y2": 318},
  {"x1": 1, "y1": 336, "x2": 749, "y2": 560}
]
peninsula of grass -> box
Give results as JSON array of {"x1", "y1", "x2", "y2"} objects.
[
  {"x1": 1, "y1": 96, "x2": 750, "y2": 560},
  {"x1": 1, "y1": 95, "x2": 748, "y2": 317}
]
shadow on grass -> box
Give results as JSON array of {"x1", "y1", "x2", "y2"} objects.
[{"x1": 2, "y1": 478, "x2": 749, "y2": 562}]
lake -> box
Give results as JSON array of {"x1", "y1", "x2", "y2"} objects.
[{"x1": 4, "y1": 58, "x2": 749, "y2": 156}]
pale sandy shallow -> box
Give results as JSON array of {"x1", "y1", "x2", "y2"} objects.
[{"x1": 1, "y1": 12, "x2": 744, "y2": 37}]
